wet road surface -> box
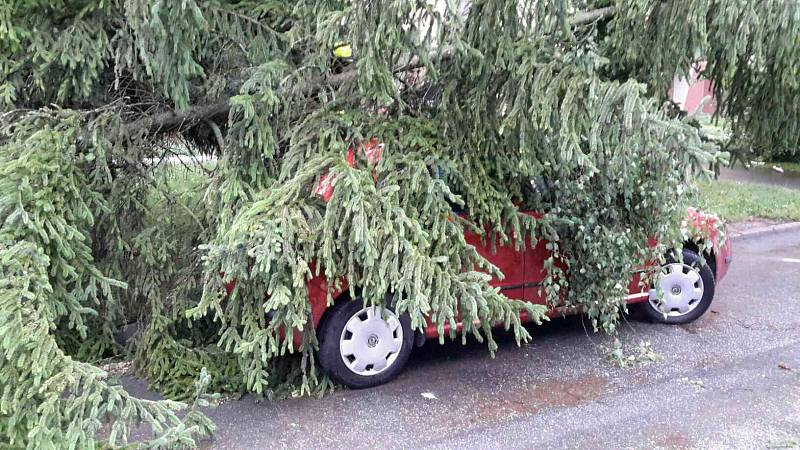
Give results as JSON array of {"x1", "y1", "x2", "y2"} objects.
[
  {"x1": 720, "y1": 166, "x2": 800, "y2": 190},
  {"x1": 126, "y1": 230, "x2": 800, "y2": 449}
]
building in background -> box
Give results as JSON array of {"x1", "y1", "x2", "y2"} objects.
[{"x1": 670, "y1": 62, "x2": 716, "y2": 115}]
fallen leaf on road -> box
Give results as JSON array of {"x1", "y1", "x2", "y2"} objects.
[
  {"x1": 679, "y1": 377, "x2": 705, "y2": 391},
  {"x1": 779, "y1": 363, "x2": 793, "y2": 371},
  {"x1": 421, "y1": 392, "x2": 438, "y2": 400}
]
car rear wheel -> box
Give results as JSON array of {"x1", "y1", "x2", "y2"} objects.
[
  {"x1": 643, "y1": 248, "x2": 715, "y2": 324},
  {"x1": 318, "y1": 298, "x2": 413, "y2": 389}
]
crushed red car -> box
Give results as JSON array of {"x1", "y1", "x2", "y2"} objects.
[{"x1": 229, "y1": 141, "x2": 732, "y2": 388}]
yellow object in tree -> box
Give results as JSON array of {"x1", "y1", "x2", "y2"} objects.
[{"x1": 333, "y1": 44, "x2": 352, "y2": 58}]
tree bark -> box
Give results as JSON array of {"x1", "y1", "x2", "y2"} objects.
[
  {"x1": 569, "y1": 6, "x2": 616, "y2": 26},
  {"x1": 121, "y1": 68, "x2": 360, "y2": 138}
]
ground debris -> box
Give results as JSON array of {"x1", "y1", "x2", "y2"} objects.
[
  {"x1": 679, "y1": 377, "x2": 705, "y2": 391},
  {"x1": 99, "y1": 360, "x2": 133, "y2": 375}
]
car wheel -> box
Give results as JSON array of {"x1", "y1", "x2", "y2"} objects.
[
  {"x1": 643, "y1": 248, "x2": 716, "y2": 325},
  {"x1": 318, "y1": 299, "x2": 414, "y2": 389}
]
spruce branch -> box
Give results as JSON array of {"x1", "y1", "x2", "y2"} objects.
[
  {"x1": 0, "y1": 0, "x2": 794, "y2": 441},
  {"x1": 118, "y1": 6, "x2": 619, "y2": 138}
]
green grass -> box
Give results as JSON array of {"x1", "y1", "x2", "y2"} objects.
[
  {"x1": 770, "y1": 161, "x2": 800, "y2": 173},
  {"x1": 691, "y1": 179, "x2": 800, "y2": 222},
  {"x1": 146, "y1": 163, "x2": 213, "y2": 210}
]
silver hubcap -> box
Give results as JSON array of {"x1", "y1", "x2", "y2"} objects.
[
  {"x1": 650, "y1": 262, "x2": 705, "y2": 317},
  {"x1": 340, "y1": 306, "x2": 403, "y2": 376}
]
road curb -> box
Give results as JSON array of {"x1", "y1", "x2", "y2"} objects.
[{"x1": 729, "y1": 221, "x2": 800, "y2": 242}]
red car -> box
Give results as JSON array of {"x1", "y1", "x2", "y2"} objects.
[
  {"x1": 312, "y1": 209, "x2": 731, "y2": 388},
  {"x1": 237, "y1": 142, "x2": 733, "y2": 389}
]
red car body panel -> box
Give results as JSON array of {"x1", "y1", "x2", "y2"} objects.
[{"x1": 417, "y1": 213, "x2": 732, "y2": 340}]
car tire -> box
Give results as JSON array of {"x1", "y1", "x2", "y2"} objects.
[
  {"x1": 318, "y1": 298, "x2": 414, "y2": 389},
  {"x1": 642, "y1": 248, "x2": 716, "y2": 325}
]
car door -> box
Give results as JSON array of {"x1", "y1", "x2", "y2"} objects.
[
  {"x1": 462, "y1": 226, "x2": 526, "y2": 300},
  {"x1": 520, "y1": 211, "x2": 550, "y2": 305}
]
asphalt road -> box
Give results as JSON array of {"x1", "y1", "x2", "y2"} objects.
[{"x1": 127, "y1": 230, "x2": 800, "y2": 449}]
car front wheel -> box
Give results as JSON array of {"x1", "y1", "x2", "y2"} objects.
[
  {"x1": 643, "y1": 248, "x2": 716, "y2": 324},
  {"x1": 318, "y1": 299, "x2": 414, "y2": 389}
]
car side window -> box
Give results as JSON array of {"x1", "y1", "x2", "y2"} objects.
[
  {"x1": 530, "y1": 176, "x2": 553, "y2": 198},
  {"x1": 520, "y1": 176, "x2": 555, "y2": 211},
  {"x1": 448, "y1": 197, "x2": 466, "y2": 214}
]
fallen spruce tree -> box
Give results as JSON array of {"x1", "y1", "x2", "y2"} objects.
[{"x1": 1, "y1": 0, "x2": 798, "y2": 447}]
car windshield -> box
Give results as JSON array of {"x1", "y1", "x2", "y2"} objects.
[{"x1": 530, "y1": 176, "x2": 553, "y2": 198}]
